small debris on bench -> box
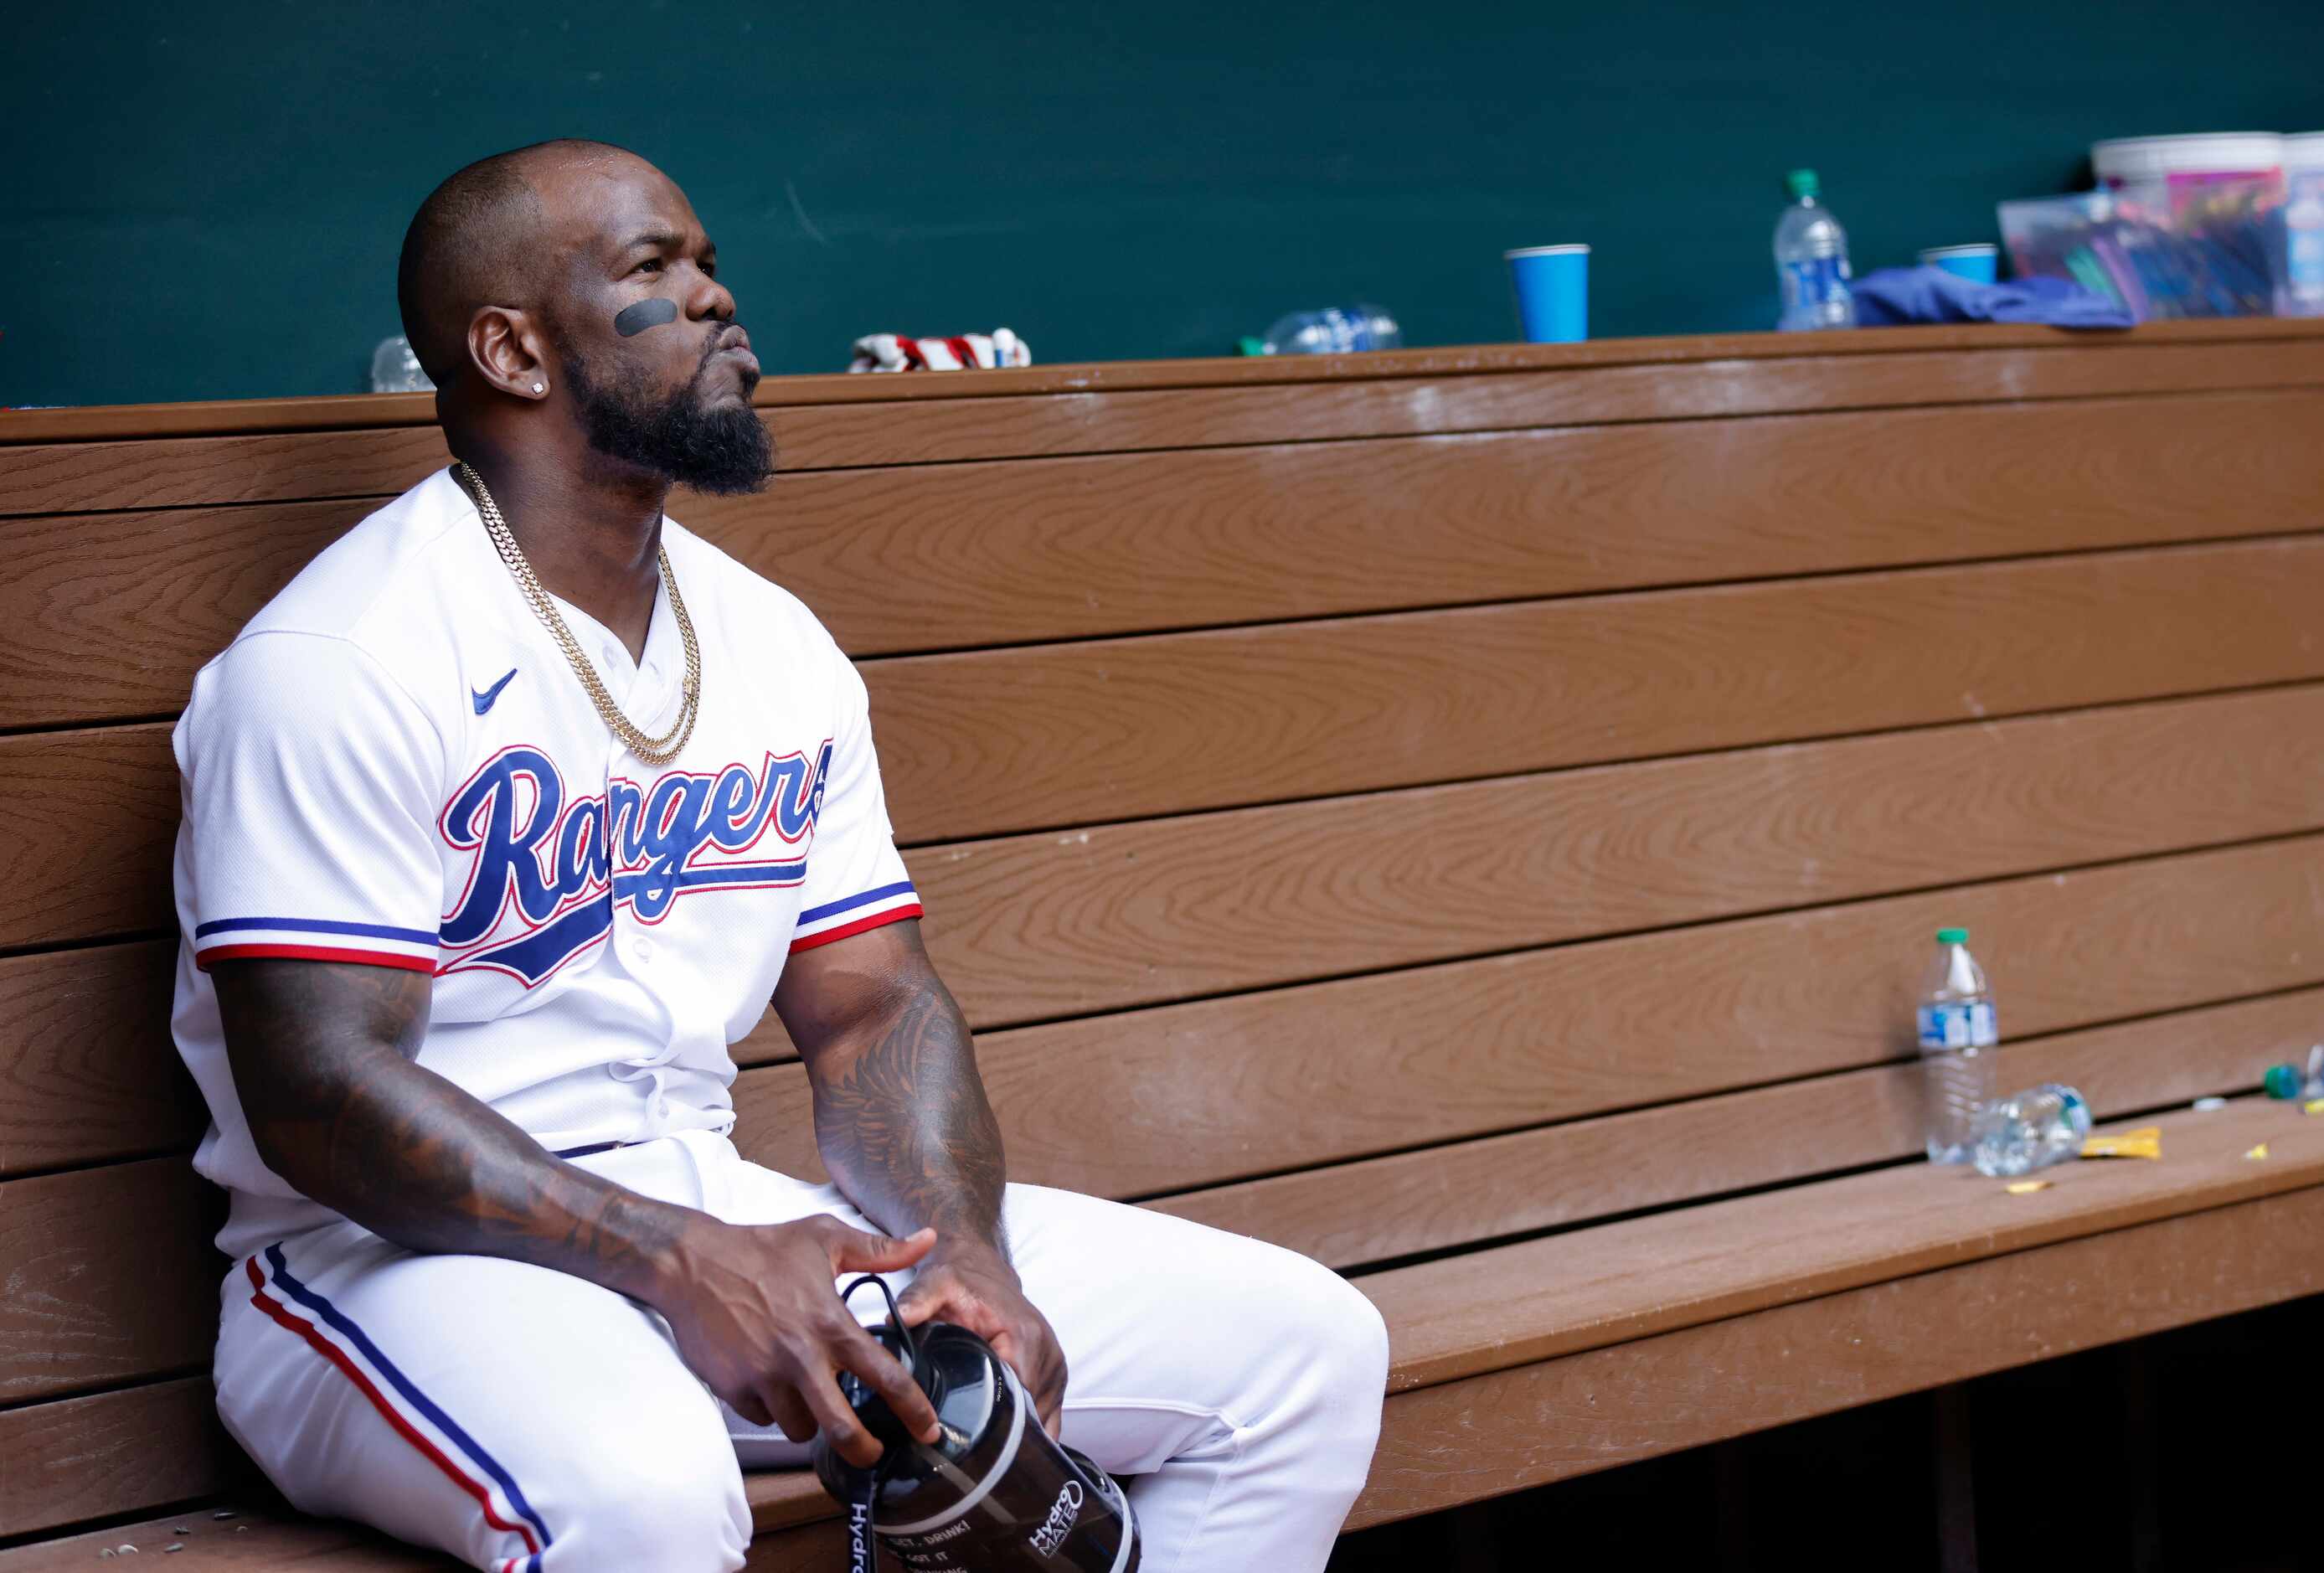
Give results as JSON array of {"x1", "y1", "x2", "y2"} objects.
[
  {"x1": 2004, "y1": 1179, "x2": 2050, "y2": 1194},
  {"x1": 211, "y1": 1511, "x2": 238, "y2": 1520},
  {"x1": 2306, "y1": 1098, "x2": 2324, "y2": 1116},
  {"x1": 2248, "y1": 1142, "x2": 2271, "y2": 1160},
  {"x1": 2082, "y1": 1126, "x2": 2162, "y2": 1160},
  {"x1": 2193, "y1": 1096, "x2": 2228, "y2": 1111},
  {"x1": 172, "y1": 1528, "x2": 189, "y2": 1535},
  {"x1": 162, "y1": 1548, "x2": 183, "y2": 1555}
]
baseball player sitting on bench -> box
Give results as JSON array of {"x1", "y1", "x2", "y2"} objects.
[{"x1": 172, "y1": 139, "x2": 1389, "y2": 1572}]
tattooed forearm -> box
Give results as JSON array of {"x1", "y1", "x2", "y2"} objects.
[
  {"x1": 213, "y1": 958, "x2": 693, "y2": 1302},
  {"x1": 814, "y1": 987, "x2": 1007, "y2": 1248},
  {"x1": 781, "y1": 925, "x2": 1009, "y2": 1257}
]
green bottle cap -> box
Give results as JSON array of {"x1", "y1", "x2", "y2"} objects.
[
  {"x1": 1936, "y1": 928, "x2": 1968, "y2": 945},
  {"x1": 1786, "y1": 168, "x2": 1821, "y2": 200},
  {"x1": 2265, "y1": 1062, "x2": 2302, "y2": 1099}
]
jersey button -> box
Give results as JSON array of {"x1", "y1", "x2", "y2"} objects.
[{"x1": 631, "y1": 937, "x2": 654, "y2": 962}]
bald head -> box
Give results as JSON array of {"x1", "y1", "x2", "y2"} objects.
[{"x1": 396, "y1": 139, "x2": 636, "y2": 384}]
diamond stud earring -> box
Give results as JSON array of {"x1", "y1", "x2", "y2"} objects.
[{"x1": 532, "y1": 382, "x2": 545, "y2": 394}]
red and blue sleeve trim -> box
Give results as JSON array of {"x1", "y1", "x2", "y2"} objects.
[
  {"x1": 196, "y1": 916, "x2": 439, "y2": 943},
  {"x1": 193, "y1": 915, "x2": 439, "y2": 973},
  {"x1": 791, "y1": 880, "x2": 922, "y2": 953},
  {"x1": 791, "y1": 904, "x2": 925, "y2": 953},
  {"x1": 198, "y1": 942, "x2": 438, "y2": 972}
]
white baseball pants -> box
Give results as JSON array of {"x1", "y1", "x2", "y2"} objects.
[{"x1": 211, "y1": 1132, "x2": 1390, "y2": 1572}]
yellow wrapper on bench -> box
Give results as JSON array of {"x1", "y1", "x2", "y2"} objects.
[{"x1": 2081, "y1": 1127, "x2": 2162, "y2": 1160}]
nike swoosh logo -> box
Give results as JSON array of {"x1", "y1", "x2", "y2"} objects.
[{"x1": 471, "y1": 668, "x2": 519, "y2": 714}]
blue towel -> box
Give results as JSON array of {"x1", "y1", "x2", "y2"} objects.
[{"x1": 1848, "y1": 265, "x2": 2136, "y2": 330}]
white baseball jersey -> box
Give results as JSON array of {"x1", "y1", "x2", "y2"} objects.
[{"x1": 171, "y1": 467, "x2": 923, "y2": 1258}]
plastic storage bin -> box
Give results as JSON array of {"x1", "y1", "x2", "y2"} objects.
[
  {"x1": 2090, "y1": 133, "x2": 2286, "y2": 317},
  {"x1": 1999, "y1": 132, "x2": 2288, "y2": 321}
]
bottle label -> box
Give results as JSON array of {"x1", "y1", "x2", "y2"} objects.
[
  {"x1": 1918, "y1": 1002, "x2": 1997, "y2": 1050},
  {"x1": 1784, "y1": 255, "x2": 1853, "y2": 310},
  {"x1": 1315, "y1": 307, "x2": 1378, "y2": 353}
]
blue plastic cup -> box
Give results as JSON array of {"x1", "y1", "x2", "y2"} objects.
[
  {"x1": 1506, "y1": 245, "x2": 1590, "y2": 343},
  {"x1": 1920, "y1": 244, "x2": 1999, "y2": 285}
]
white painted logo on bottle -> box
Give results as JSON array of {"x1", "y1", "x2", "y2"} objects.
[{"x1": 1028, "y1": 1479, "x2": 1085, "y2": 1557}]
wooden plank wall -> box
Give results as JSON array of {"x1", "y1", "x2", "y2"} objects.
[{"x1": 7, "y1": 319, "x2": 2324, "y2": 1541}]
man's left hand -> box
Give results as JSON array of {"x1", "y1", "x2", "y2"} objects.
[{"x1": 898, "y1": 1241, "x2": 1068, "y2": 1436}]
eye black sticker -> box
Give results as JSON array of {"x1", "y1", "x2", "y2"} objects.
[{"x1": 614, "y1": 297, "x2": 679, "y2": 337}]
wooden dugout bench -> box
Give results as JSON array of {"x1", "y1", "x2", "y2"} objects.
[{"x1": 7, "y1": 319, "x2": 2324, "y2": 1567}]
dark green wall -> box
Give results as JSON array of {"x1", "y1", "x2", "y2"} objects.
[{"x1": 8, "y1": 2, "x2": 2322, "y2": 409}]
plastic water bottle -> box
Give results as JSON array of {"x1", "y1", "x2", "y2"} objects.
[
  {"x1": 369, "y1": 335, "x2": 435, "y2": 394},
  {"x1": 1972, "y1": 1084, "x2": 2093, "y2": 1178},
  {"x1": 1916, "y1": 927, "x2": 1997, "y2": 1163},
  {"x1": 1774, "y1": 169, "x2": 1857, "y2": 331},
  {"x1": 1253, "y1": 306, "x2": 1402, "y2": 356}
]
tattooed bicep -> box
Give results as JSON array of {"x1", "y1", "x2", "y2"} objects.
[{"x1": 212, "y1": 957, "x2": 433, "y2": 1070}]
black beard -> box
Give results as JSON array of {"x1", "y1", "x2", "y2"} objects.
[{"x1": 559, "y1": 333, "x2": 775, "y2": 495}]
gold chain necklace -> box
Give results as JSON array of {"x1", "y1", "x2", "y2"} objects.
[{"x1": 453, "y1": 462, "x2": 703, "y2": 766}]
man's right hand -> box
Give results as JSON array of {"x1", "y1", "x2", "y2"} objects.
[{"x1": 652, "y1": 1214, "x2": 944, "y2": 1467}]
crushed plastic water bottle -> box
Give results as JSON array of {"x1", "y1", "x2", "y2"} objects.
[
  {"x1": 1253, "y1": 306, "x2": 1402, "y2": 356},
  {"x1": 1917, "y1": 927, "x2": 1997, "y2": 1163},
  {"x1": 1973, "y1": 1084, "x2": 2093, "y2": 1178},
  {"x1": 1774, "y1": 169, "x2": 1856, "y2": 331}
]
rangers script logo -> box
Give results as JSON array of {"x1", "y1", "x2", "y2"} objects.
[{"x1": 435, "y1": 740, "x2": 832, "y2": 985}]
